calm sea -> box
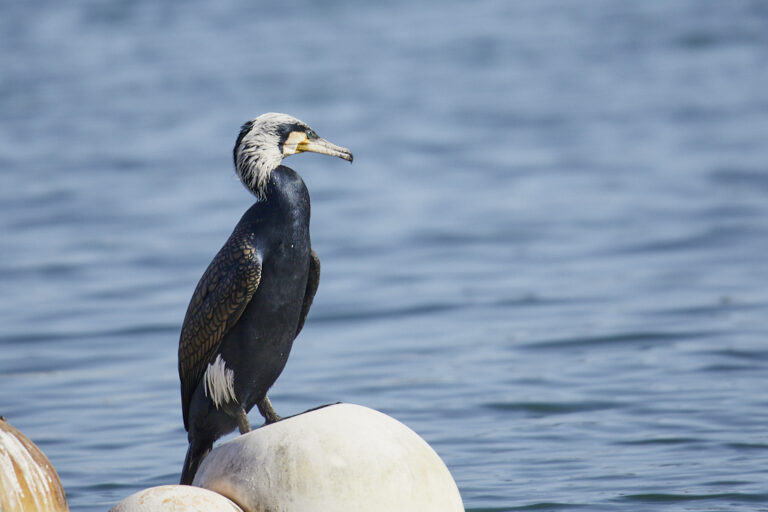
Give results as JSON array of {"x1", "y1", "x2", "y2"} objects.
[{"x1": 1, "y1": 1, "x2": 767, "y2": 510}]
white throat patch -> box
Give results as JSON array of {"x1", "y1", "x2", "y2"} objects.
[
  {"x1": 203, "y1": 354, "x2": 237, "y2": 408},
  {"x1": 282, "y1": 130, "x2": 307, "y2": 157}
]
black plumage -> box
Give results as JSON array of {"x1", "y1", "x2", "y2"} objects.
[{"x1": 178, "y1": 113, "x2": 352, "y2": 484}]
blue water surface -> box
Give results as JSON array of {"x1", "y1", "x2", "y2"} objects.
[{"x1": 1, "y1": 1, "x2": 768, "y2": 510}]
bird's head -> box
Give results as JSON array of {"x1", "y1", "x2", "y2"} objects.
[{"x1": 233, "y1": 113, "x2": 353, "y2": 199}]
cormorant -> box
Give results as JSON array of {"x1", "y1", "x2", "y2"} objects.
[{"x1": 178, "y1": 113, "x2": 353, "y2": 485}]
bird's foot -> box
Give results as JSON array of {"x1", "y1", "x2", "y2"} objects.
[
  {"x1": 236, "y1": 408, "x2": 252, "y2": 434},
  {"x1": 257, "y1": 395, "x2": 282, "y2": 425},
  {"x1": 263, "y1": 411, "x2": 282, "y2": 425}
]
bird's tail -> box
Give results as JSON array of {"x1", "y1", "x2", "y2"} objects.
[{"x1": 180, "y1": 437, "x2": 213, "y2": 485}]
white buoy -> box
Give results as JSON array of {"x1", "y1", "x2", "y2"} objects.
[
  {"x1": 193, "y1": 403, "x2": 464, "y2": 512},
  {"x1": 0, "y1": 418, "x2": 69, "y2": 512},
  {"x1": 109, "y1": 485, "x2": 244, "y2": 512}
]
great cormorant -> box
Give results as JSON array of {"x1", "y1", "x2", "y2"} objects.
[{"x1": 178, "y1": 113, "x2": 353, "y2": 485}]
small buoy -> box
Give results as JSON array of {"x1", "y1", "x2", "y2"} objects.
[
  {"x1": 0, "y1": 417, "x2": 69, "y2": 512},
  {"x1": 109, "y1": 485, "x2": 243, "y2": 512},
  {"x1": 193, "y1": 403, "x2": 464, "y2": 512}
]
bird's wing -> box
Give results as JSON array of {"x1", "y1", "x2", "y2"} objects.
[
  {"x1": 178, "y1": 238, "x2": 262, "y2": 429},
  {"x1": 295, "y1": 248, "x2": 320, "y2": 337}
]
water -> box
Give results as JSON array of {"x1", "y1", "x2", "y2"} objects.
[{"x1": 1, "y1": 0, "x2": 767, "y2": 510}]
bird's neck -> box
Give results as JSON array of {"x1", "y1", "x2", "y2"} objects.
[
  {"x1": 235, "y1": 146, "x2": 283, "y2": 200},
  {"x1": 262, "y1": 166, "x2": 310, "y2": 213}
]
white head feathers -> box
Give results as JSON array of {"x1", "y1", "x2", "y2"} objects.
[
  {"x1": 233, "y1": 113, "x2": 308, "y2": 200},
  {"x1": 232, "y1": 113, "x2": 353, "y2": 200}
]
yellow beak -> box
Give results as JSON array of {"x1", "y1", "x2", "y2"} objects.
[{"x1": 297, "y1": 137, "x2": 353, "y2": 162}]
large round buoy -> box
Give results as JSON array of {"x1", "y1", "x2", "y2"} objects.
[
  {"x1": 0, "y1": 418, "x2": 69, "y2": 512},
  {"x1": 109, "y1": 485, "x2": 244, "y2": 512},
  {"x1": 193, "y1": 403, "x2": 463, "y2": 512}
]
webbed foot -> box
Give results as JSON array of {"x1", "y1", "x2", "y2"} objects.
[{"x1": 257, "y1": 395, "x2": 282, "y2": 424}]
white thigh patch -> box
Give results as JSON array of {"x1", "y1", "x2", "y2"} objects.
[{"x1": 203, "y1": 354, "x2": 238, "y2": 408}]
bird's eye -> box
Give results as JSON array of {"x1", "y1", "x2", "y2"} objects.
[{"x1": 306, "y1": 130, "x2": 317, "y2": 140}]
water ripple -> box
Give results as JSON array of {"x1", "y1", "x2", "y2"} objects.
[
  {"x1": 485, "y1": 401, "x2": 621, "y2": 417},
  {"x1": 520, "y1": 330, "x2": 717, "y2": 350},
  {"x1": 619, "y1": 492, "x2": 768, "y2": 504}
]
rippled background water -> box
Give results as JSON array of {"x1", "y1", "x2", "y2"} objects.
[{"x1": 2, "y1": 1, "x2": 768, "y2": 510}]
